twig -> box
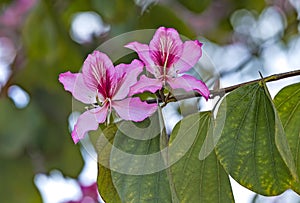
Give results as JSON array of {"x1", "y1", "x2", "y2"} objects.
[{"x1": 146, "y1": 69, "x2": 300, "y2": 104}]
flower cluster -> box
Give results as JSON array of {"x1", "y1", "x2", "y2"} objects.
[{"x1": 59, "y1": 27, "x2": 210, "y2": 143}]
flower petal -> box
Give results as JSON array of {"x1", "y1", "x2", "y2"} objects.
[
  {"x1": 82, "y1": 50, "x2": 114, "y2": 92},
  {"x1": 59, "y1": 71, "x2": 96, "y2": 104},
  {"x1": 125, "y1": 42, "x2": 156, "y2": 75},
  {"x1": 129, "y1": 75, "x2": 163, "y2": 96},
  {"x1": 112, "y1": 97, "x2": 157, "y2": 122},
  {"x1": 71, "y1": 106, "x2": 108, "y2": 143},
  {"x1": 167, "y1": 75, "x2": 210, "y2": 100},
  {"x1": 149, "y1": 27, "x2": 183, "y2": 67},
  {"x1": 173, "y1": 40, "x2": 203, "y2": 73},
  {"x1": 113, "y1": 59, "x2": 144, "y2": 100}
]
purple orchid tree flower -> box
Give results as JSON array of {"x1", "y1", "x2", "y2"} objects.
[
  {"x1": 59, "y1": 51, "x2": 157, "y2": 143},
  {"x1": 125, "y1": 27, "x2": 210, "y2": 100},
  {"x1": 66, "y1": 182, "x2": 99, "y2": 203}
]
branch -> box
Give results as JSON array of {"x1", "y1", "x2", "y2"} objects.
[{"x1": 146, "y1": 69, "x2": 300, "y2": 104}]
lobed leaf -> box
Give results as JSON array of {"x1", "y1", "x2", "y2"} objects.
[
  {"x1": 274, "y1": 82, "x2": 300, "y2": 194},
  {"x1": 110, "y1": 114, "x2": 172, "y2": 203},
  {"x1": 94, "y1": 125, "x2": 122, "y2": 203},
  {"x1": 169, "y1": 111, "x2": 234, "y2": 202},
  {"x1": 215, "y1": 82, "x2": 297, "y2": 195}
]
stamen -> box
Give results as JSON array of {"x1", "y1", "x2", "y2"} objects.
[
  {"x1": 96, "y1": 94, "x2": 103, "y2": 106},
  {"x1": 85, "y1": 105, "x2": 97, "y2": 110},
  {"x1": 106, "y1": 98, "x2": 112, "y2": 125},
  {"x1": 163, "y1": 40, "x2": 170, "y2": 85}
]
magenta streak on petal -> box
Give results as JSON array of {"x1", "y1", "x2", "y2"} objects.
[
  {"x1": 82, "y1": 50, "x2": 132, "y2": 102},
  {"x1": 96, "y1": 69, "x2": 112, "y2": 99},
  {"x1": 150, "y1": 43, "x2": 179, "y2": 69},
  {"x1": 149, "y1": 27, "x2": 183, "y2": 70},
  {"x1": 82, "y1": 51, "x2": 114, "y2": 94},
  {"x1": 89, "y1": 62, "x2": 116, "y2": 100}
]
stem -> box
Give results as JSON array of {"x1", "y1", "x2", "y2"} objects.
[
  {"x1": 146, "y1": 69, "x2": 300, "y2": 104},
  {"x1": 157, "y1": 106, "x2": 180, "y2": 203}
]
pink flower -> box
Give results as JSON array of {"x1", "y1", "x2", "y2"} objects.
[
  {"x1": 66, "y1": 182, "x2": 99, "y2": 203},
  {"x1": 59, "y1": 51, "x2": 157, "y2": 143},
  {"x1": 125, "y1": 27, "x2": 210, "y2": 100}
]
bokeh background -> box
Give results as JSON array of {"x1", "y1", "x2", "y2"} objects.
[{"x1": 1, "y1": 0, "x2": 300, "y2": 202}]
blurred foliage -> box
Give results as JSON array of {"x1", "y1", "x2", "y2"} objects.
[
  {"x1": 0, "y1": 0, "x2": 300, "y2": 202},
  {"x1": 177, "y1": 0, "x2": 211, "y2": 13},
  {"x1": 0, "y1": 156, "x2": 42, "y2": 203},
  {"x1": 137, "y1": 5, "x2": 195, "y2": 38}
]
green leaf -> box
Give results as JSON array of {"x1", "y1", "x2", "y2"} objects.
[
  {"x1": 177, "y1": 0, "x2": 211, "y2": 13},
  {"x1": 109, "y1": 114, "x2": 172, "y2": 203},
  {"x1": 274, "y1": 82, "x2": 300, "y2": 194},
  {"x1": 169, "y1": 111, "x2": 234, "y2": 202},
  {"x1": 215, "y1": 82, "x2": 297, "y2": 195},
  {"x1": 263, "y1": 83, "x2": 298, "y2": 184},
  {"x1": 94, "y1": 124, "x2": 121, "y2": 203}
]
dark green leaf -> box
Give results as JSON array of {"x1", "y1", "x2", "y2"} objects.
[
  {"x1": 110, "y1": 114, "x2": 172, "y2": 203},
  {"x1": 215, "y1": 82, "x2": 297, "y2": 195},
  {"x1": 169, "y1": 111, "x2": 234, "y2": 202},
  {"x1": 274, "y1": 82, "x2": 300, "y2": 194},
  {"x1": 94, "y1": 124, "x2": 121, "y2": 203}
]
